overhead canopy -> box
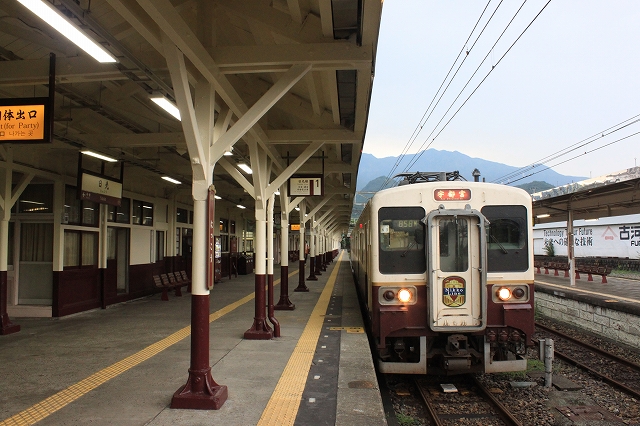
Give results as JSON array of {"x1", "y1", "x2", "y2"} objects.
[{"x1": 532, "y1": 167, "x2": 640, "y2": 224}]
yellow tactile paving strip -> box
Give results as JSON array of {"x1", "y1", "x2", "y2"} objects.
[
  {"x1": 0, "y1": 274, "x2": 292, "y2": 426},
  {"x1": 258, "y1": 252, "x2": 344, "y2": 426}
]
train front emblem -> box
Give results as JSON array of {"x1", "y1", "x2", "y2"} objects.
[{"x1": 442, "y1": 276, "x2": 466, "y2": 307}]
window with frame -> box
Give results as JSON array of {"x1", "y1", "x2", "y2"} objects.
[
  {"x1": 481, "y1": 205, "x2": 529, "y2": 272},
  {"x1": 132, "y1": 200, "x2": 153, "y2": 226},
  {"x1": 219, "y1": 218, "x2": 229, "y2": 252},
  {"x1": 64, "y1": 186, "x2": 99, "y2": 226},
  {"x1": 15, "y1": 183, "x2": 54, "y2": 214},
  {"x1": 378, "y1": 207, "x2": 426, "y2": 274},
  {"x1": 64, "y1": 230, "x2": 98, "y2": 268},
  {"x1": 177, "y1": 208, "x2": 188, "y2": 224},
  {"x1": 107, "y1": 198, "x2": 131, "y2": 223}
]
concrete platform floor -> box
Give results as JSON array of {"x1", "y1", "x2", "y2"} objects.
[{"x1": 0, "y1": 251, "x2": 386, "y2": 426}]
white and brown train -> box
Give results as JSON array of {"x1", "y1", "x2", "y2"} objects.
[{"x1": 351, "y1": 172, "x2": 534, "y2": 375}]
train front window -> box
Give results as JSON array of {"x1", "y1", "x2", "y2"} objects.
[
  {"x1": 438, "y1": 218, "x2": 469, "y2": 272},
  {"x1": 378, "y1": 207, "x2": 426, "y2": 274},
  {"x1": 481, "y1": 205, "x2": 528, "y2": 272}
]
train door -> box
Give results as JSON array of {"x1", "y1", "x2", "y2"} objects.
[{"x1": 425, "y1": 209, "x2": 487, "y2": 331}]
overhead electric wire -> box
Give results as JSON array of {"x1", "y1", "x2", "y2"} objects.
[
  {"x1": 377, "y1": 0, "x2": 496, "y2": 190},
  {"x1": 491, "y1": 113, "x2": 640, "y2": 183},
  {"x1": 505, "y1": 130, "x2": 640, "y2": 185},
  {"x1": 403, "y1": 0, "x2": 549, "y2": 173}
]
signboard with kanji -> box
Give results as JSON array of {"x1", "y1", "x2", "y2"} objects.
[
  {"x1": 434, "y1": 188, "x2": 472, "y2": 201},
  {"x1": 0, "y1": 97, "x2": 51, "y2": 144},
  {"x1": 80, "y1": 173, "x2": 123, "y2": 206},
  {"x1": 289, "y1": 175, "x2": 324, "y2": 196}
]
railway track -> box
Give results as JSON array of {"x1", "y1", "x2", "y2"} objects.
[
  {"x1": 414, "y1": 375, "x2": 523, "y2": 426},
  {"x1": 535, "y1": 322, "x2": 640, "y2": 400}
]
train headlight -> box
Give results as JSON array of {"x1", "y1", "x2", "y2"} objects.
[
  {"x1": 383, "y1": 290, "x2": 395, "y2": 301},
  {"x1": 397, "y1": 288, "x2": 413, "y2": 303},
  {"x1": 497, "y1": 287, "x2": 512, "y2": 301},
  {"x1": 512, "y1": 288, "x2": 525, "y2": 299}
]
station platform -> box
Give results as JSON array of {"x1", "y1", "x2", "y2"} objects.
[
  {"x1": 0, "y1": 251, "x2": 386, "y2": 426},
  {"x1": 534, "y1": 268, "x2": 640, "y2": 316}
]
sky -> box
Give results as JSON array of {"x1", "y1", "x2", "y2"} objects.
[{"x1": 363, "y1": 0, "x2": 640, "y2": 180}]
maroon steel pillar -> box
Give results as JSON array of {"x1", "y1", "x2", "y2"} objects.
[
  {"x1": 244, "y1": 215, "x2": 273, "y2": 339},
  {"x1": 275, "y1": 264, "x2": 295, "y2": 309},
  {"x1": 171, "y1": 295, "x2": 227, "y2": 409},
  {"x1": 295, "y1": 259, "x2": 309, "y2": 291},
  {"x1": 315, "y1": 254, "x2": 322, "y2": 275},
  {"x1": 266, "y1": 274, "x2": 280, "y2": 336},
  {"x1": 171, "y1": 194, "x2": 227, "y2": 409},
  {"x1": 0, "y1": 271, "x2": 19, "y2": 335},
  {"x1": 307, "y1": 255, "x2": 317, "y2": 281}
]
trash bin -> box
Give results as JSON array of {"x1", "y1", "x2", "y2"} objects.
[{"x1": 237, "y1": 254, "x2": 254, "y2": 275}]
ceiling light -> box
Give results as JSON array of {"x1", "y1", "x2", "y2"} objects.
[
  {"x1": 150, "y1": 95, "x2": 181, "y2": 121},
  {"x1": 237, "y1": 163, "x2": 252, "y2": 174},
  {"x1": 17, "y1": 0, "x2": 117, "y2": 63},
  {"x1": 536, "y1": 213, "x2": 550, "y2": 218},
  {"x1": 162, "y1": 176, "x2": 181, "y2": 184},
  {"x1": 81, "y1": 150, "x2": 117, "y2": 162},
  {"x1": 223, "y1": 148, "x2": 233, "y2": 156},
  {"x1": 295, "y1": 207, "x2": 300, "y2": 211},
  {"x1": 585, "y1": 218, "x2": 598, "y2": 222},
  {"x1": 237, "y1": 204, "x2": 246, "y2": 209},
  {"x1": 214, "y1": 195, "x2": 222, "y2": 200},
  {"x1": 274, "y1": 190, "x2": 280, "y2": 195}
]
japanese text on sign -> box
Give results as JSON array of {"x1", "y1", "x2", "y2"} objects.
[
  {"x1": 434, "y1": 189, "x2": 471, "y2": 201},
  {"x1": 619, "y1": 225, "x2": 640, "y2": 246},
  {"x1": 0, "y1": 104, "x2": 45, "y2": 142}
]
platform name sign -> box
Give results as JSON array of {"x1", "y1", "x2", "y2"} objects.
[
  {"x1": 288, "y1": 175, "x2": 324, "y2": 196},
  {"x1": 0, "y1": 97, "x2": 51, "y2": 144},
  {"x1": 80, "y1": 173, "x2": 123, "y2": 206}
]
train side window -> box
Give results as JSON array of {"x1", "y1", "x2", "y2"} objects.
[
  {"x1": 378, "y1": 207, "x2": 426, "y2": 274},
  {"x1": 481, "y1": 205, "x2": 529, "y2": 272}
]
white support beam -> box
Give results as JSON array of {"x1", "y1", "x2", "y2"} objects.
[
  {"x1": 323, "y1": 70, "x2": 341, "y2": 125},
  {"x1": 0, "y1": 57, "x2": 126, "y2": 86},
  {"x1": 305, "y1": 195, "x2": 333, "y2": 220},
  {"x1": 210, "y1": 63, "x2": 311, "y2": 163},
  {"x1": 10, "y1": 173, "x2": 35, "y2": 208},
  {"x1": 162, "y1": 35, "x2": 206, "y2": 182},
  {"x1": 265, "y1": 129, "x2": 363, "y2": 144},
  {"x1": 288, "y1": 197, "x2": 304, "y2": 214},
  {"x1": 218, "y1": 157, "x2": 255, "y2": 198},
  {"x1": 319, "y1": 0, "x2": 334, "y2": 38},
  {"x1": 267, "y1": 140, "x2": 324, "y2": 198}
]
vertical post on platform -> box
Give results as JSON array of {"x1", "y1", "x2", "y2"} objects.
[
  {"x1": 0, "y1": 149, "x2": 18, "y2": 336},
  {"x1": 171, "y1": 187, "x2": 227, "y2": 409},
  {"x1": 307, "y1": 216, "x2": 318, "y2": 281},
  {"x1": 266, "y1": 193, "x2": 280, "y2": 336},
  {"x1": 276, "y1": 187, "x2": 294, "y2": 309},
  {"x1": 568, "y1": 209, "x2": 575, "y2": 287},
  {"x1": 295, "y1": 202, "x2": 309, "y2": 291}
]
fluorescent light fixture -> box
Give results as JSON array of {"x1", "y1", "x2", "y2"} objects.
[
  {"x1": 162, "y1": 176, "x2": 181, "y2": 184},
  {"x1": 81, "y1": 150, "x2": 117, "y2": 162},
  {"x1": 237, "y1": 163, "x2": 252, "y2": 174},
  {"x1": 585, "y1": 218, "x2": 599, "y2": 222},
  {"x1": 150, "y1": 95, "x2": 181, "y2": 121},
  {"x1": 223, "y1": 148, "x2": 233, "y2": 156},
  {"x1": 274, "y1": 190, "x2": 280, "y2": 195},
  {"x1": 214, "y1": 195, "x2": 222, "y2": 200},
  {"x1": 536, "y1": 213, "x2": 550, "y2": 218},
  {"x1": 295, "y1": 207, "x2": 300, "y2": 211},
  {"x1": 17, "y1": 0, "x2": 116, "y2": 63},
  {"x1": 237, "y1": 204, "x2": 246, "y2": 209}
]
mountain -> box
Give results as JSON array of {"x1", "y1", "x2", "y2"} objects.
[
  {"x1": 355, "y1": 149, "x2": 585, "y2": 191},
  {"x1": 516, "y1": 181, "x2": 555, "y2": 194}
]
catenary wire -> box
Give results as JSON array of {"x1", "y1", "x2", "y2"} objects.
[
  {"x1": 378, "y1": 0, "x2": 497, "y2": 190},
  {"x1": 403, "y1": 0, "x2": 549, "y2": 173}
]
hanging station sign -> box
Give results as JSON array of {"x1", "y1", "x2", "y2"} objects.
[
  {"x1": 288, "y1": 174, "x2": 324, "y2": 196},
  {"x1": 79, "y1": 172, "x2": 123, "y2": 206},
  {"x1": 0, "y1": 97, "x2": 52, "y2": 144}
]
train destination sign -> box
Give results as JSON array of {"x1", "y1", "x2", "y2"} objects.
[
  {"x1": 80, "y1": 173, "x2": 123, "y2": 206},
  {"x1": 434, "y1": 189, "x2": 471, "y2": 201},
  {"x1": 289, "y1": 175, "x2": 324, "y2": 196},
  {"x1": 0, "y1": 97, "x2": 51, "y2": 144}
]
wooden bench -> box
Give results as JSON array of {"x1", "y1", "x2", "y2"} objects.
[
  {"x1": 576, "y1": 265, "x2": 612, "y2": 283},
  {"x1": 153, "y1": 272, "x2": 190, "y2": 301}
]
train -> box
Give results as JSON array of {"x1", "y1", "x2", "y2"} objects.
[{"x1": 350, "y1": 171, "x2": 535, "y2": 375}]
